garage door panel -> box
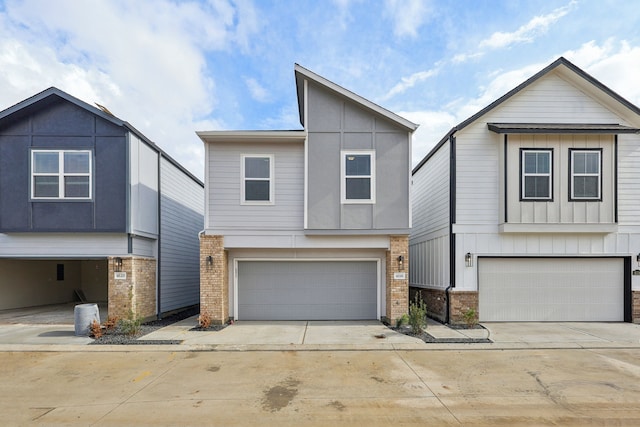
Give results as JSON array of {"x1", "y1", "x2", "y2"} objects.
[
  {"x1": 479, "y1": 258, "x2": 624, "y2": 322},
  {"x1": 238, "y1": 261, "x2": 377, "y2": 320}
]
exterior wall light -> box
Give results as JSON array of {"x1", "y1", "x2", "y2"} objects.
[
  {"x1": 397, "y1": 255, "x2": 404, "y2": 270},
  {"x1": 465, "y1": 252, "x2": 473, "y2": 268},
  {"x1": 206, "y1": 255, "x2": 213, "y2": 266},
  {"x1": 114, "y1": 257, "x2": 123, "y2": 272}
]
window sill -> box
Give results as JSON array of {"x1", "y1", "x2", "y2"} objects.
[{"x1": 499, "y1": 223, "x2": 618, "y2": 234}]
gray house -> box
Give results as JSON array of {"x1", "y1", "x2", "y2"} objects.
[
  {"x1": 0, "y1": 87, "x2": 204, "y2": 320},
  {"x1": 410, "y1": 57, "x2": 640, "y2": 324},
  {"x1": 198, "y1": 64, "x2": 418, "y2": 324}
]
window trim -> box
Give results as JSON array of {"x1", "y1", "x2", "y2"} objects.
[
  {"x1": 31, "y1": 149, "x2": 93, "y2": 200},
  {"x1": 520, "y1": 148, "x2": 553, "y2": 202},
  {"x1": 569, "y1": 148, "x2": 602, "y2": 201},
  {"x1": 240, "y1": 154, "x2": 274, "y2": 205},
  {"x1": 341, "y1": 150, "x2": 376, "y2": 204}
]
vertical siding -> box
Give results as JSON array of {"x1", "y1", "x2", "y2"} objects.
[
  {"x1": 207, "y1": 141, "x2": 304, "y2": 231},
  {"x1": 618, "y1": 133, "x2": 640, "y2": 225},
  {"x1": 410, "y1": 143, "x2": 450, "y2": 288},
  {"x1": 159, "y1": 157, "x2": 204, "y2": 313}
]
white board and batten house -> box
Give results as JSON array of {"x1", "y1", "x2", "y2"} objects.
[
  {"x1": 198, "y1": 64, "x2": 417, "y2": 324},
  {"x1": 410, "y1": 57, "x2": 640, "y2": 324},
  {"x1": 0, "y1": 88, "x2": 204, "y2": 320}
]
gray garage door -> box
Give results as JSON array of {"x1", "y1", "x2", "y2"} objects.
[
  {"x1": 479, "y1": 257, "x2": 624, "y2": 321},
  {"x1": 237, "y1": 261, "x2": 377, "y2": 320}
]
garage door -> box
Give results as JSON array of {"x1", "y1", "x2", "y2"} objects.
[
  {"x1": 479, "y1": 258, "x2": 624, "y2": 321},
  {"x1": 237, "y1": 261, "x2": 378, "y2": 320}
]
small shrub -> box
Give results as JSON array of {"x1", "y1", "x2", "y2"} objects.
[
  {"x1": 118, "y1": 308, "x2": 143, "y2": 336},
  {"x1": 198, "y1": 312, "x2": 212, "y2": 329},
  {"x1": 408, "y1": 293, "x2": 428, "y2": 334},
  {"x1": 396, "y1": 313, "x2": 410, "y2": 328},
  {"x1": 89, "y1": 319, "x2": 103, "y2": 338},
  {"x1": 462, "y1": 308, "x2": 478, "y2": 327}
]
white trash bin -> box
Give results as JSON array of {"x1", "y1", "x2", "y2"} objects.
[{"x1": 74, "y1": 303, "x2": 100, "y2": 336}]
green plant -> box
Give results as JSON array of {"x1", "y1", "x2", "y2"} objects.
[
  {"x1": 396, "y1": 313, "x2": 410, "y2": 328},
  {"x1": 408, "y1": 293, "x2": 427, "y2": 334},
  {"x1": 462, "y1": 308, "x2": 478, "y2": 327}
]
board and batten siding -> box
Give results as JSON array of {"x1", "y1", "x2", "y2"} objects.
[
  {"x1": 206, "y1": 141, "x2": 304, "y2": 231},
  {"x1": 159, "y1": 157, "x2": 204, "y2": 313},
  {"x1": 617, "y1": 133, "x2": 640, "y2": 226},
  {"x1": 503, "y1": 133, "x2": 615, "y2": 224},
  {"x1": 410, "y1": 143, "x2": 450, "y2": 289},
  {"x1": 456, "y1": 71, "x2": 631, "y2": 227}
]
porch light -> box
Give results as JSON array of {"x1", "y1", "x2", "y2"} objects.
[
  {"x1": 206, "y1": 255, "x2": 213, "y2": 266},
  {"x1": 397, "y1": 255, "x2": 404, "y2": 270},
  {"x1": 114, "y1": 257, "x2": 123, "y2": 272},
  {"x1": 465, "y1": 252, "x2": 473, "y2": 268}
]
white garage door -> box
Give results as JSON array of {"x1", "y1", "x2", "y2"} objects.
[
  {"x1": 237, "y1": 261, "x2": 378, "y2": 320},
  {"x1": 479, "y1": 258, "x2": 624, "y2": 321}
]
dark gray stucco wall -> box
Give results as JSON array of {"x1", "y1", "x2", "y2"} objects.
[
  {"x1": 0, "y1": 98, "x2": 127, "y2": 232},
  {"x1": 306, "y1": 82, "x2": 411, "y2": 232}
]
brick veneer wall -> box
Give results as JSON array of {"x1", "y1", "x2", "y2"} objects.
[
  {"x1": 200, "y1": 235, "x2": 228, "y2": 325},
  {"x1": 449, "y1": 290, "x2": 478, "y2": 325},
  {"x1": 385, "y1": 235, "x2": 409, "y2": 325},
  {"x1": 633, "y1": 291, "x2": 640, "y2": 324},
  {"x1": 108, "y1": 256, "x2": 156, "y2": 321},
  {"x1": 410, "y1": 287, "x2": 447, "y2": 323}
]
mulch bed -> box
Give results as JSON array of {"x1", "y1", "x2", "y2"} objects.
[
  {"x1": 390, "y1": 323, "x2": 492, "y2": 344},
  {"x1": 90, "y1": 306, "x2": 226, "y2": 345}
]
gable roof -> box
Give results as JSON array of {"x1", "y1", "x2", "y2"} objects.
[
  {"x1": 294, "y1": 64, "x2": 418, "y2": 132},
  {"x1": 413, "y1": 57, "x2": 640, "y2": 174},
  {"x1": 0, "y1": 87, "x2": 203, "y2": 186}
]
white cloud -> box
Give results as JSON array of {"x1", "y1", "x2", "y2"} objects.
[
  {"x1": 0, "y1": 0, "x2": 261, "y2": 179},
  {"x1": 383, "y1": 67, "x2": 439, "y2": 100},
  {"x1": 245, "y1": 77, "x2": 270, "y2": 102},
  {"x1": 479, "y1": 1, "x2": 576, "y2": 50},
  {"x1": 384, "y1": 0, "x2": 430, "y2": 39}
]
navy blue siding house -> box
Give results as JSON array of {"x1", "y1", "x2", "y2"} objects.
[{"x1": 0, "y1": 88, "x2": 204, "y2": 319}]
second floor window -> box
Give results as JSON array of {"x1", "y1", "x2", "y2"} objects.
[
  {"x1": 570, "y1": 149, "x2": 601, "y2": 200},
  {"x1": 342, "y1": 151, "x2": 375, "y2": 203},
  {"x1": 241, "y1": 154, "x2": 273, "y2": 204},
  {"x1": 31, "y1": 150, "x2": 92, "y2": 199},
  {"x1": 521, "y1": 149, "x2": 552, "y2": 201}
]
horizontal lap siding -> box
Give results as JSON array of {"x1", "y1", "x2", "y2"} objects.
[
  {"x1": 207, "y1": 142, "x2": 303, "y2": 231},
  {"x1": 160, "y1": 158, "x2": 204, "y2": 313},
  {"x1": 0, "y1": 233, "x2": 127, "y2": 257},
  {"x1": 618, "y1": 133, "x2": 640, "y2": 225},
  {"x1": 410, "y1": 143, "x2": 450, "y2": 288}
]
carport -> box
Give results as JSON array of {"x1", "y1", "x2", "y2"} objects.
[{"x1": 0, "y1": 258, "x2": 109, "y2": 322}]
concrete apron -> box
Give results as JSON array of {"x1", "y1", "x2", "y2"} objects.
[{"x1": 1, "y1": 317, "x2": 640, "y2": 350}]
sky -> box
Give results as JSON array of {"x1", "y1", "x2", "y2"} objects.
[{"x1": 1, "y1": 0, "x2": 640, "y2": 180}]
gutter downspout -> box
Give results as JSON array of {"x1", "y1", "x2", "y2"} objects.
[{"x1": 446, "y1": 133, "x2": 456, "y2": 324}]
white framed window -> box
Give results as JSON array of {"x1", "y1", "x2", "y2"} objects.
[
  {"x1": 520, "y1": 149, "x2": 552, "y2": 201},
  {"x1": 341, "y1": 150, "x2": 375, "y2": 203},
  {"x1": 570, "y1": 149, "x2": 601, "y2": 201},
  {"x1": 31, "y1": 150, "x2": 92, "y2": 199},
  {"x1": 241, "y1": 154, "x2": 273, "y2": 204}
]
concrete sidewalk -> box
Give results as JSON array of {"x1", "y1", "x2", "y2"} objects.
[{"x1": 1, "y1": 317, "x2": 640, "y2": 351}]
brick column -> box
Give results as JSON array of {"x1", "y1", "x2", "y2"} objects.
[
  {"x1": 108, "y1": 256, "x2": 156, "y2": 321},
  {"x1": 385, "y1": 235, "x2": 409, "y2": 325},
  {"x1": 449, "y1": 291, "x2": 479, "y2": 325},
  {"x1": 633, "y1": 291, "x2": 640, "y2": 324},
  {"x1": 200, "y1": 235, "x2": 228, "y2": 324}
]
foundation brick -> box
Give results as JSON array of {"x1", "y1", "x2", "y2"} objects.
[
  {"x1": 449, "y1": 291, "x2": 478, "y2": 325},
  {"x1": 200, "y1": 235, "x2": 228, "y2": 325},
  {"x1": 633, "y1": 291, "x2": 640, "y2": 324},
  {"x1": 410, "y1": 287, "x2": 447, "y2": 323},
  {"x1": 385, "y1": 235, "x2": 409, "y2": 325},
  {"x1": 107, "y1": 256, "x2": 156, "y2": 321}
]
